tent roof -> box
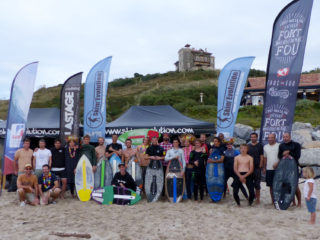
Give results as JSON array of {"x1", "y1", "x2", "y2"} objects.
[
  {"x1": 106, "y1": 105, "x2": 214, "y2": 134},
  {"x1": 0, "y1": 108, "x2": 60, "y2": 137},
  {"x1": 0, "y1": 108, "x2": 60, "y2": 129}
]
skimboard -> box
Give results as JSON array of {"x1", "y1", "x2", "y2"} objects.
[
  {"x1": 145, "y1": 160, "x2": 164, "y2": 202},
  {"x1": 127, "y1": 156, "x2": 143, "y2": 189},
  {"x1": 75, "y1": 155, "x2": 94, "y2": 202},
  {"x1": 206, "y1": 151, "x2": 225, "y2": 202},
  {"x1": 119, "y1": 129, "x2": 160, "y2": 146},
  {"x1": 273, "y1": 157, "x2": 298, "y2": 210},
  {"x1": 165, "y1": 158, "x2": 184, "y2": 203},
  {"x1": 91, "y1": 186, "x2": 141, "y2": 205},
  {"x1": 109, "y1": 154, "x2": 122, "y2": 177},
  {"x1": 94, "y1": 157, "x2": 113, "y2": 189}
]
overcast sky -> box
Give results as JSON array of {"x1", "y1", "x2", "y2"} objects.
[{"x1": 0, "y1": 0, "x2": 319, "y2": 99}]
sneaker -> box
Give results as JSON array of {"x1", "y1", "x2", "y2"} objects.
[
  {"x1": 51, "y1": 201, "x2": 57, "y2": 204},
  {"x1": 20, "y1": 201, "x2": 26, "y2": 207}
]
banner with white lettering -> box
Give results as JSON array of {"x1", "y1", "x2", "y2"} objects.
[
  {"x1": 260, "y1": 0, "x2": 313, "y2": 144},
  {"x1": 60, "y1": 72, "x2": 82, "y2": 145},
  {"x1": 2, "y1": 62, "x2": 38, "y2": 176},
  {"x1": 216, "y1": 57, "x2": 255, "y2": 138},
  {"x1": 84, "y1": 56, "x2": 112, "y2": 142}
]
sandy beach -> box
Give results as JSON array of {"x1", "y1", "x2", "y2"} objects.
[{"x1": 0, "y1": 179, "x2": 319, "y2": 240}]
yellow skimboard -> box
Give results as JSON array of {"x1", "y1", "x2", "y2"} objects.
[{"x1": 75, "y1": 155, "x2": 94, "y2": 201}]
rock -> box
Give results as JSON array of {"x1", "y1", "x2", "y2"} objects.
[
  {"x1": 303, "y1": 141, "x2": 320, "y2": 149},
  {"x1": 233, "y1": 137, "x2": 246, "y2": 147},
  {"x1": 233, "y1": 124, "x2": 254, "y2": 140},
  {"x1": 311, "y1": 130, "x2": 320, "y2": 141},
  {"x1": 299, "y1": 148, "x2": 320, "y2": 166},
  {"x1": 291, "y1": 129, "x2": 312, "y2": 147},
  {"x1": 292, "y1": 122, "x2": 313, "y2": 131}
]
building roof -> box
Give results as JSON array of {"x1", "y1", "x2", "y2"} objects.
[{"x1": 245, "y1": 73, "x2": 320, "y2": 92}]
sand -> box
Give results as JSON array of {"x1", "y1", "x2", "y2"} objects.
[{"x1": 0, "y1": 179, "x2": 319, "y2": 240}]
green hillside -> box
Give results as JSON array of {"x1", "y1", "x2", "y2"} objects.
[{"x1": 0, "y1": 69, "x2": 319, "y2": 128}]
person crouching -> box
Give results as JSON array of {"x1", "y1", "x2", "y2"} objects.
[{"x1": 38, "y1": 164, "x2": 61, "y2": 205}]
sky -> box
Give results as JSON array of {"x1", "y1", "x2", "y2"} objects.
[{"x1": 0, "y1": 0, "x2": 319, "y2": 99}]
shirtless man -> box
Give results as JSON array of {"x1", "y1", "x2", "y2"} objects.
[
  {"x1": 233, "y1": 144, "x2": 255, "y2": 206},
  {"x1": 95, "y1": 137, "x2": 106, "y2": 161},
  {"x1": 122, "y1": 139, "x2": 138, "y2": 167}
]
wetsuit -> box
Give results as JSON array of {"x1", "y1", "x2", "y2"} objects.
[
  {"x1": 233, "y1": 172, "x2": 255, "y2": 206},
  {"x1": 189, "y1": 150, "x2": 207, "y2": 200},
  {"x1": 224, "y1": 149, "x2": 248, "y2": 199}
]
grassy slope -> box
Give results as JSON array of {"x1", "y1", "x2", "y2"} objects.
[{"x1": 0, "y1": 70, "x2": 319, "y2": 127}]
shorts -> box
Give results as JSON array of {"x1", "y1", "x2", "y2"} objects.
[
  {"x1": 51, "y1": 170, "x2": 67, "y2": 179},
  {"x1": 266, "y1": 170, "x2": 275, "y2": 187},
  {"x1": 305, "y1": 198, "x2": 317, "y2": 213},
  {"x1": 253, "y1": 168, "x2": 261, "y2": 190},
  {"x1": 17, "y1": 190, "x2": 36, "y2": 203}
]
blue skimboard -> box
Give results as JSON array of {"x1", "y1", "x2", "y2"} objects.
[
  {"x1": 206, "y1": 151, "x2": 225, "y2": 202},
  {"x1": 109, "y1": 154, "x2": 122, "y2": 177}
]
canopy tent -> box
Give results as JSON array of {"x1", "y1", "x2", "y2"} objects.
[
  {"x1": 0, "y1": 108, "x2": 60, "y2": 138},
  {"x1": 105, "y1": 105, "x2": 215, "y2": 135}
]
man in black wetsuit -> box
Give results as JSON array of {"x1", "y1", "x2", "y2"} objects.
[
  {"x1": 247, "y1": 132, "x2": 264, "y2": 204},
  {"x1": 278, "y1": 132, "x2": 302, "y2": 207},
  {"x1": 111, "y1": 163, "x2": 137, "y2": 192}
]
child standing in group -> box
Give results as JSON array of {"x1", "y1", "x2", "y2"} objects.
[{"x1": 303, "y1": 167, "x2": 317, "y2": 224}]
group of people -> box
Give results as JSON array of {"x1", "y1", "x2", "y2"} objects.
[{"x1": 13, "y1": 131, "x2": 317, "y2": 224}]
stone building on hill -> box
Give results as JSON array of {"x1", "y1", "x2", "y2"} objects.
[
  {"x1": 174, "y1": 44, "x2": 215, "y2": 72},
  {"x1": 243, "y1": 73, "x2": 320, "y2": 105}
]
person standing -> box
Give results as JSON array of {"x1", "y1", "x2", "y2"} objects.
[
  {"x1": 50, "y1": 139, "x2": 67, "y2": 198},
  {"x1": 122, "y1": 139, "x2": 138, "y2": 167},
  {"x1": 278, "y1": 132, "x2": 302, "y2": 207},
  {"x1": 223, "y1": 139, "x2": 248, "y2": 199},
  {"x1": 14, "y1": 138, "x2": 33, "y2": 176},
  {"x1": 303, "y1": 167, "x2": 317, "y2": 224},
  {"x1": 105, "y1": 134, "x2": 122, "y2": 159},
  {"x1": 263, "y1": 133, "x2": 279, "y2": 203},
  {"x1": 38, "y1": 164, "x2": 61, "y2": 205},
  {"x1": 65, "y1": 139, "x2": 80, "y2": 197},
  {"x1": 247, "y1": 132, "x2": 264, "y2": 204},
  {"x1": 200, "y1": 133, "x2": 209, "y2": 154},
  {"x1": 189, "y1": 139, "x2": 207, "y2": 202},
  {"x1": 160, "y1": 133, "x2": 173, "y2": 178},
  {"x1": 33, "y1": 139, "x2": 52, "y2": 178},
  {"x1": 164, "y1": 139, "x2": 186, "y2": 170},
  {"x1": 146, "y1": 137, "x2": 165, "y2": 195},
  {"x1": 233, "y1": 144, "x2": 255, "y2": 206},
  {"x1": 17, "y1": 164, "x2": 39, "y2": 207},
  {"x1": 95, "y1": 137, "x2": 106, "y2": 161},
  {"x1": 80, "y1": 135, "x2": 97, "y2": 173},
  {"x1": 137, "y1": 138, "x2": 150, "y2": 188},
  {"x1": 183, "y1": 139, "x2": 194, "y2": 200}
]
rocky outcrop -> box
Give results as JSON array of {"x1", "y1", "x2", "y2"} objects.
[
  {"x1": 299, "y1": 148, "x2": 320, "y2": 166},
  {"x1": 233, "y1": 124, "x2": 254, "y2": 141}
]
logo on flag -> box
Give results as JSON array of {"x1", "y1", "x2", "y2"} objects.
[{"x1": 277, "y1": 68, "x2": 289, "y2": 77}]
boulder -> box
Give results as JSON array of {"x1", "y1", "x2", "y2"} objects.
[
  {"x1": 311, "y1": 130, "x2": 320, "y2": 141},
  {"x1": 233, "y1": 137, "x2": 246, "y2": 147},
  {"x1": 292, "y1": 122, "x2": 313, "y2": 131},
  {"x1": 303, "y1": 141, "x2": 320, "y2": 149},
  {"x1": 291, "y1": 129, "x2": 312, "y2": 147},
  {"x1": 233, "y1": 124, "x2": 254, "y2": 140},
  {"x1": 299, "y1": 148, "x2": 320, "y2": 166}
]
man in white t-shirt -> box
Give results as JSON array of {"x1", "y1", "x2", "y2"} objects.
[
  {"x1": 33, "y1": 139, "x2": 52, "y2": 178},
  {"x1": 263, "y1": 133, "x2": 279, "y2": 203}
]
